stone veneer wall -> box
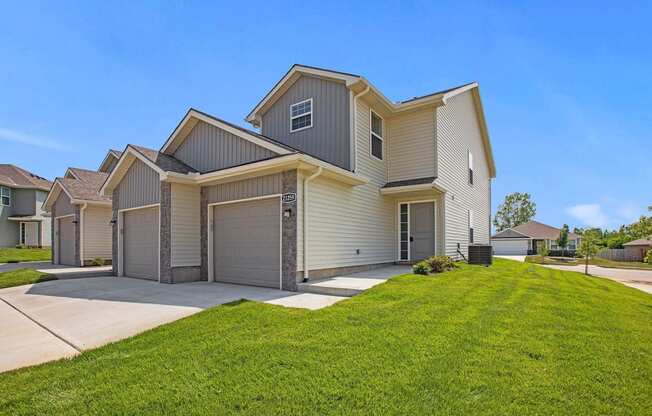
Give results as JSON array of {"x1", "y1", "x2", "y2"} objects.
[
  {"x1": 51, "y1": 205, "x2": 56, "y2": 264},
  {"x1": 281, "y1": 170, "x2": 298, "y2": 291},
  {"x1": 74, "y1": 205, "x2": 81, "y2": 266},
  {"x1": 200, "y1": 188, "x2": 209, "y2": 281},
  {"x1": 112, "y1": 189, "x2": 119, "y2": 275},
  {"x1": 159, "y1": 182, "x2": 172, "y2": 283}
]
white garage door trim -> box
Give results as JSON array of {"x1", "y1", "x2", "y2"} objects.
[
  {"x1": 492, "y1": 238, "x2": 530, "y2": 255},
  {"x1": 207, "y1": 194, "x2": 282, "y2": 289},
  {"x1": 54, "y1": 214, "x2": 75, "y2": 265},
  {"x1": 118, "y1": 203, "x2": 161, "y2": 282}
]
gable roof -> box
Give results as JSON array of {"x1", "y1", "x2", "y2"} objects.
[
  {"x1": 98, "y1": 149, "x2": 123, "y2": 173},
  {"x1": 511, "y1": 220, "x2": 579, "y2": 240},
  {"x1": 491, "y1": 228, "x2": 532, "y2": 239},
  {"x1": 244, "y1": 64, "x2": 496, "y2": 178},
  {"x1": 623, "y1": 238, "x2": 652, "y2": 246},
  {"x1": 0, "y1": 164, "x2": 52, "y2": 191},
  {"x1": 160, "y1": 108, "x2": 294, "y2": 156},
  {"x1": 43, "y1": 170, "x2": 111, "y2": 211},
  {"x1": 99, "y1": 144, "x2": 199, "y2": 196}
]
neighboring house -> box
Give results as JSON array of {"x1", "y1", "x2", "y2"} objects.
[
  {"x1": 491, "y1": 220, "x2": 580, "y2": 255},
  {"x1": 101, "y1": 64, "x2": 496, "y2": 290},
  {"x1": 43, "y1": 150, "x2": 121, "y2": 266},
  {"x1": 0, "y1": 164, "x2": 52, "y2": 248},
  {"x1": 623, "y1": 238, "x2": 652, "y2": 261}
]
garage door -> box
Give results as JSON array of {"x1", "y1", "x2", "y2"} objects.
[
  {"x1": 123, "y1": 206, "x2": 159, "y2": 280},
  {"x1": 213, "y1": 197, "x2": 280, "y2": 288},
  {"x1": 58, "y1": 216, "x2": 75, "y2": 265},
  {"x1": 492, "y1": 239, "x2": 529, "y2": 255}
]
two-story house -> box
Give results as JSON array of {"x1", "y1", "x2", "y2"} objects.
[
  {"x1": 43, "y1": 149, "x2": 121, "y2": 266},
  {"x1": 100, "y1": 65, "x2": 496, "y2": 291},
  {"x1": 0, "y1": 164, "x2": 52, "y2": 248}
]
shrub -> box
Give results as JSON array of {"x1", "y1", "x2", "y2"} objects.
[
  {"x1": 425, "y1": 255, "x2": 457, "y2": 273},
  {"x1": 15, "y1": 245, "x2": 25, "y2": 249},
  {"x1": 91, "y1": 257, "x2": 106, "y2": 266},
  {"x1": 645, "y1": 249, "x2": 652, "y2": 265},
  {"x1": 412, "y1": 261, "x2": 431, "y2": 275}
]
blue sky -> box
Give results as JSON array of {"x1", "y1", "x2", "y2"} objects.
[{"x1": 1, "y1": 1, "x2": 650, "y2": 230}]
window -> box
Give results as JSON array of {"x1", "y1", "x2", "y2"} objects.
[
  {"x1": 468, "y1": 150, "x2": 474, "y2": 185},
  {"x1": 399, "y1": 204, "x2": 409, "y2": 260},
  {"x1": 290, "y1": 98, "x2": 313, "y2": 132},
  {"x1": 20, "y1": 223, "x2": 26, "y2": 245},
  {"x1": 0, "y1": 186, "x2": 10, "y2": 206},
  {"x1": 567, "y1": 240, "x2": 576, "y2": 250},
  {"x1": 468, "y1": 209, "x2": 474, "y2": 244},
  {"x1": 550, "y1": 241, "x2": 559, "y2": 250},
  {"x1": 370, "y1": 111, "x2": 383, "y2": 160}
]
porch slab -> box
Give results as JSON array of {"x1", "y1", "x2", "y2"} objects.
[{"x1": 298, "y1": 265, "x2": 411, "y2": 297}]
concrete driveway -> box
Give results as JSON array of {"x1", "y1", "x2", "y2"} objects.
[{"x1": 0, "y1": 276, "x2": 345, "y2": 373}]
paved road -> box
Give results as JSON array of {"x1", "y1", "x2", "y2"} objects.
[
  {"x1": 543, "y1": 263, "x2": 652, "y2": 294},
  {"x1": 0, "y1": 276, "x2": 345, "y2": 373},
  {"x1": 496, "y1": 255, "x2": 652, "y2": 295}
]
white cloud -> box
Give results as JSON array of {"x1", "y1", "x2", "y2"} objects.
[
  {"x1": 0, "y1": 127, "x2": 68, "y2": 151},
  {"x1": 566, "y1": 204, "x2": 609, "y2": 228}
]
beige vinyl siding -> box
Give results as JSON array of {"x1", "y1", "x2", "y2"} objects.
[
  {"x1": 82, "y1": 206, "x2": 112, "y2": 260},
  {"x1": 35, "y1": 190, "x2": 51, "y2": 246},
  {"x1": 204, "y1": 173, "x2": 282, "y2": 204},
  {"x1": 434, "y1": 90, "x2": 491, "y2": 257},
  {"x1": 170, "y1": 183, "x2": 200, "y2": 267},
  {"x1": 387, "y1": 108, "x2": 437, "y2": 182},
  {"x1": 116, "y1": 159, "x2": 160, "y2": 210},
  {"x1": 54, "y1": 192, "x2": 74, "y2": 217},
  {"x1": 173, "y1": 120, "x2": 277, "y2": 173},
  {"x1": 303, "y1": 98, "x2": 395, "y2": 270}
]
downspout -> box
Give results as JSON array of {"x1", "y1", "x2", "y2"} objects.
[
  {"x1": 302, "y1": 166, "x2": 323, "y2": 282},
  {"x1": 351, "y1": 85, "x2": 370, "y2": 172},
  {"x1": 79, "y1": 203, "x2": 87, "y2": 267}
]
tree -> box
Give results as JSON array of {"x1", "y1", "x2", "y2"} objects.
[
  {"x1": 493, "y1": 192, "x2": 536, "y2": 231},
  {"x1": 537, "y1": 240, "x2": 549, "y2": 263},
  {"x1": 557, "y1": 224, "x2": 569, "y2": 252},
  {"x1": 578, "y1": 229, "x2": 601, "y2": 275}
]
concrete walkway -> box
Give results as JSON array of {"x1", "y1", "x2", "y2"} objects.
[
  {"x1": 0, "y1": 261, "x2": 112, "y2": 279},
  {"x1": 0, "y1": 276, "x2": 345, "y2": 373},
  {"x1": 299, "y1": 265, "x2": 412, "y2": 296},
  {"x1": 496, "y1": 255, "x2": 652, "y2": 295}
]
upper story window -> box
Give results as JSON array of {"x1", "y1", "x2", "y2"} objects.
[
  {"x1": 468, "y1": 209, "x2": 474, "y2": 244},
  {"x1": 0, "y1": 186, "x2": 10, "y2": 206},
  {"x1": 290, "y1": 98, "x2": 313, "y2": 132},
  {"x1": 468, "y1": 150, "x2": 474, "y2": 185},
  {"x1": 370, "y1": 111, "x2": 383, "y2": 160}
]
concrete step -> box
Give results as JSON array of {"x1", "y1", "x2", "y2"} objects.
[
  {"x1": 297, "y1": 281, "x2": 362, "y2": 297},
  {"x1": 36, "y1": 266, "x2": 113, "y2": 280}
]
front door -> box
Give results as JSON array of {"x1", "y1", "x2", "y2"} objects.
[{"x1": 409, "y1": 202, "x2": 435, "y2": 261}]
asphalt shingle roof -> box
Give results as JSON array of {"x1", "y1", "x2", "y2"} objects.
[{"x1": 0, "y1": 164, "x2": 52, "y2": 191}]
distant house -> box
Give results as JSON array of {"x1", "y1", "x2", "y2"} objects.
[
  {"x1": 0, "y1": 164, "x2": 52, "y2": 248},
  {"x1": 491, "y1": 220, "x2": 580, "y2": 255},
  {"x1": 623, "y1": 238, "x2": 652, "y2": 261}
]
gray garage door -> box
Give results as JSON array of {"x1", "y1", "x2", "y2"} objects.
[
  {"x1": 123, "y1": 206, "x2": 159, "y2": 280},
  {"x1": 58, "y1": 216, "x2": 75, "y2": 265},
  {"x1": 213, "y1": 197, "x2": 280, "y2": 288}
]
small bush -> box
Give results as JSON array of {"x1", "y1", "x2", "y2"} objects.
[
  {"x1": 412, "y1": 261, "x2": 431, "y2": 275},
  {"x1": 15, "y1": 245, "x2": 25, "y2": 249},
  {"x1": 91, "y1": 257, "x2": 106, "y2": 266},
  {"x1": 645, "y1": 249, "x2": 652, "y2": 265},
  {"x1": 425, "y1": 255, "x2": 457, "y2": 273}
]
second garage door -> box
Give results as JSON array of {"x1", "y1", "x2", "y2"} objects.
[
  {"x1": 213, "y1": 197, "x2": 280, "y2": 288},
  {"x1": 58, "y1": 216, "x2": 75, "y2": 265},
  {"x1": 123, "y1": 206, "x2": 159, "y2": 280},
  {"x1": 492, "y1": 239, "x2": 529, "y2": 255}
]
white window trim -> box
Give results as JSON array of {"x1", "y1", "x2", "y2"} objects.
[
  {"x1": 370, "y1": 110, "x2": 384, "y2": 161},
  {"x1": 0, "y1": 186, "x2": 10, "y2": 206},
  {"x1": 289, "y1": 98, "x2": 313, "y2": 133}
]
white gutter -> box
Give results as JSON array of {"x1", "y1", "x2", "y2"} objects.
[
  {"x1": 79, "y1": 203, "x2": 87, "y2": 266},
  {"x1": 302, "y1": 166, "x2": 322, "y2": 281},
  {"x1": 351, "y1": 85, "x2": 370, "y2": 172}
]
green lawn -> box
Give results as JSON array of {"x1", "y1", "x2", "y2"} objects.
[
  {"x1": 525, "y1": 255, "x2": 652, "y2": 270},
  {"x1": 0, "y1": 259, "x2": 650, "y2": 415},
  {"x1": 0, "y1": 247, "x2": 51, "y2": 263},
  {"x1": 0, "y1": 268, "x2": 56, "y2": 289}
]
